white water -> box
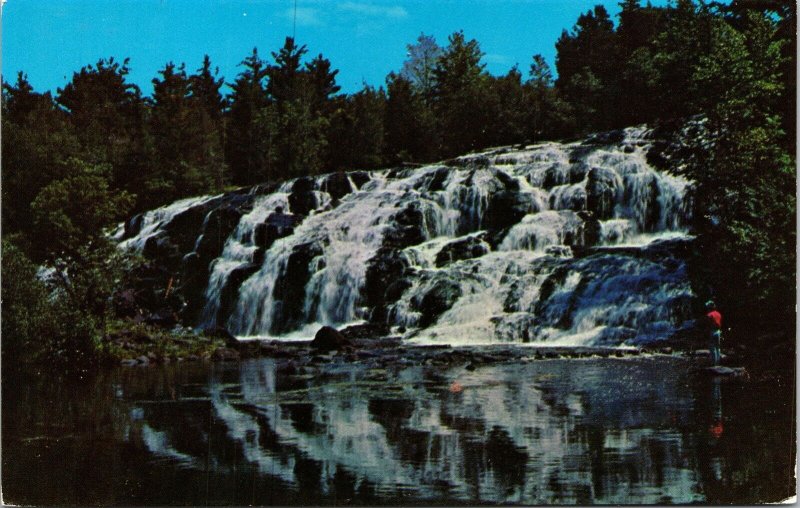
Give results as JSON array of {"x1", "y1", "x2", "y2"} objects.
[
  {"x1": 115, "y1": 194, "x2": 221, "y2": 252},
  {"x1": 118, "y1": 127, "x2": 694, "y2": 346}
]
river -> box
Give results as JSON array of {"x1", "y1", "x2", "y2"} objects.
[{"x1": 3, "y1": 352, "x2": 795, "y2": 505}]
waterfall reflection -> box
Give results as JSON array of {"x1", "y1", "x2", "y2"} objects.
[{"x1": 130, "y1": 357, "x2": 705, "y2": 504}]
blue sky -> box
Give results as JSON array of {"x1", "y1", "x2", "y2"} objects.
[{"x1": 4, "y1": 0, "x2": 639, "y2": 96}]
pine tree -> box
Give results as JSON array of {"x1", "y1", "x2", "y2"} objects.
[
  {"x1": 56, "y1": 57, "x2": 149, "y2": 197},
  {"x1": 226, "y1": 48, "x2": 269, "y2": 185},
  {"x1": 432, "y1": 31, "x2": 490, "y2": 156},
  {"x1": 2, "y1": 74, "x2": 80, "y2": 238}
]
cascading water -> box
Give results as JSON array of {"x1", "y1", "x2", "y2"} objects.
[{"x1": 116, "y1": 126, "x2": 695, "y2": 346}]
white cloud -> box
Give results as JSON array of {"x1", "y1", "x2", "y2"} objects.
[
  {"x1": 282, "y1": 6, "x2": 324, "y2": 27},
  {"x1": 484, "y1": 53, "x2": 512, "y2": 65},
  {"x1": 338, "y1": 2, "x2": 408, "y2": 19}
]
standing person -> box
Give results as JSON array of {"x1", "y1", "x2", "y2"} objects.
[{"x1": 705, "y1": 300, "x2": 723, "y2": 365}]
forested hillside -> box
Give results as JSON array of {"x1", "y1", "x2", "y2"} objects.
[{"x1": 3, "y1": 0, "x2": 795, "y2": 369}]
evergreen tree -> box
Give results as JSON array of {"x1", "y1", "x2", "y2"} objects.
[
  {"x1": 188, "y1": 55, "x2": 228, "y2": 190},
  {"x1": 524, "y1": 55, "x2": 574, "y2": 141},
  {"x1": 651, "y1": 0, "x2": 714, "y2": 120},
  {"x1": 2, "y1": 74, "x2": 79, "y2": 238},
  {"x1": 148, "y1": 61, "x2": 225, "y2": 206},
  {"x1": 304, "y1": 53, "x2": 341, "y2": 113},
  {"x1": 267, "y1": 37, "x2": 307, "y2": 104},
  {"x1": 56, "y1": 57, "x2": 149, "y2": 196},
  {"x1": 485, "y1": 67, "x2": 528, "y2": 146},
  {"x1": 555, "y1": 5, "x2": 620, "y2": 131},
  {"x1": 384, "y1": 72, "x2": 436, "y2": 163},
  {"x1": 226, "y1": 48, "x2": 269, "y2": 185},
  {"x1": 432, "y1": 31, "x2": 490, "y2": 156}
]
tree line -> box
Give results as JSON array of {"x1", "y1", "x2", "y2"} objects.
[{"x1": 2, "y1": 0, "x2": 795, "y2": 369}]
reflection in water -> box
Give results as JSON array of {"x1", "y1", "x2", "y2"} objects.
[{"x1": 3, "y1": 356, "x2": 795, "y2": 505}]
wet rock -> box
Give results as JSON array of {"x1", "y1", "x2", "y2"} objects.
[
  {"x1": 586, "y1": 167, "x2": 620, "y2": 220},
  {"x1": 363, "y1": 248, "x2": 410, "y2": 312},
  {"x1": 569, "y1": 162, "x2": 590, "y2": 184},
  {"x1": 493, "y1": 169, "x2": 520, "y2": 191},
  {"x1": 311, "y1": 326, "x2": 351, "y2": 351},
  {"x1": 435, "y1": 236, "x2": 490, "y2": 267},
  {"x1": 383, "y1": 203, "x2": 426, "y2": 248},
  {"x1": 542, "y1": 163, "x2": 569, "y2": 189},
  {"x1": 272, "y1": 241, "x2": 324, "y2": 334},
  {"x1": 217, "y1": 263, "x2": 260, "y2": 326},
  {"x1": 340, "y1": 323, "x2": 390, "y2": 340},
  {"x1": 414, "y1": 278, "x2": 463, "y2": 328},
  {"x1": 349, "y1": 171, "x2": 371, "y2": 189},
  {"x1": 577, "y1": 211, "x2": 602, "y2": 247},
  {"x1": 414, "y1": 167, "x2": 450, "y2": 192},
  {"x1": 195, "y1": 206, "x2": 243, "y2": 262},
  {"x1": 122, "y1": 213, "x2": 145, "y2": 240},
  {"x1": 288, "y1": 177, "x2": 319, "y2": 216},
  {"x1": 322, "y1": 172, "x2": 354, "y2": 202},
  {"x1": 484, "y1": 191, "x2": 539, "y2": 231}
]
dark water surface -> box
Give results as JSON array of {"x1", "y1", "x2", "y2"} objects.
[{"x1": 3, "y1": 354, "x2": 795, "y2": 505}]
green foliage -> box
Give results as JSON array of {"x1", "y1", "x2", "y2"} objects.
[
  {"x1": 56, "y1": 57, "x2": 150, "y2": 197},
  {"x1": 677, "y1": 11, "x2": 795, "y2": 331},
  {"x1": 30, "y1": 159, "x2": 134, "y2": 260},
  {"x1": 432, "y1": 31, "x2": 491, "y2": 156},
  {"x1": 1, "y1": 238, "x2": 121, "y2": 372},
  {"x1": 1, "y1": 238, "x2": 54, "y2": 366},
  {"x1": 226, "y1": 48, "x2": 270, "y2": 185},
  {"x1": 146, "y1": 60, "x2": 226, "y2": 206},
  {"x1": 2, "y1": 74, "x2": 80, "y2": 236}
]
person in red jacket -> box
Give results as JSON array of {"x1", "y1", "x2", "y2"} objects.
[{"x1": 705, "y1": 300, "x2": 723, "y2": 365}]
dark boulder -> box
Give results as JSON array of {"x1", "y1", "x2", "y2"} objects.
[
  {"x1": 578, "y1": 211, "x2": 602, "y2": 247},
  {"x1": 414, "y1": 167, "x2": 449, "y2": 192},
  {"x1": 289, "y1": 177, "x2": 319, "y2": 216},
  {"x1": 322, "y1": 172, "x2": 353, "y2": 202},
  {"x1": 492, "y1": 169, "x2": 520, "y2": 191},
  {"x1": 217, "y1": 263, "x2": 260, "y2": 327},
  {"x1": 435, "y1": 236, "x2": 490, "y2": 267},
  {"x1": 162, "y1": 195, "x2": 228, "y2": 254},
  {"x1": 414, "y1": 278, "x2": 463, "y2": 327},
  {"x1": 542, "y1": 163, "x2": 569, "y2": 189},
  {"x1": 363, "y1": 248, "x2": 410, "y2": 314},
  {"x1": 384, "y1": 204, "x2": 426, "y2": 248},
  {"x1": 549, "y1": 187, "x2": 586, "y2": 212},
  {"x1": 484, "y1": 191, "x2": 538, "y2": 231},
  {"x1": 569, "y1": 162, "x2": 590, "y2": 184},
  {"x1": 349, "y1": 171, "x2": 371, "y2": 189},
  {"x1": 311, "y1": 326, "x2": 351, "y2": 351},
  {"x1": 123, "y1": 213, "x2": 144, "y2": 240},
  {"x1": 271, "y1": 241, "x2": 324, "y2": 334},
  {"x1": 195, "y1": 206, "x2": 244, "y2": 262},
  {"x1": 586, "y1": 167, "x2": 619, "y2": 220}
]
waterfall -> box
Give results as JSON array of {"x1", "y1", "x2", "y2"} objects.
[{"x1": 116, "y1": 126, "x2": 695, "y2": 346}]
